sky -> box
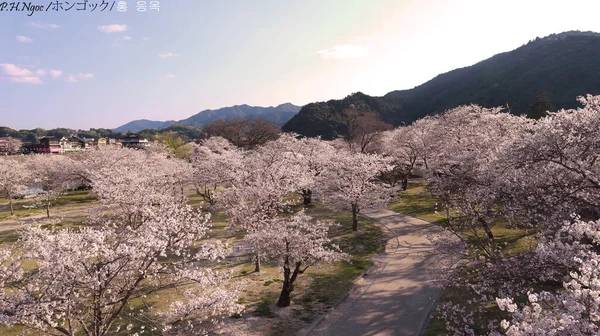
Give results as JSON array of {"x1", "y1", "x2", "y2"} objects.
[{"x1": 2, "y1": 0, "x2": 600, "y2": 130}]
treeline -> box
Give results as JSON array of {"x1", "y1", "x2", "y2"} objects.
[{"x1": 0, "y1": 124, "x2": 204, "y2": 144}]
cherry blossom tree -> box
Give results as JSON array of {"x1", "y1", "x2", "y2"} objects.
[
  {"x1": 493, "y1": 218, "x2": 600, "y2": 336},
  {"x1": 422, "y1": 96, "x2": 600, "y2": 334},
  {"x1": 496, "y1": 94, "x2": 600, "y2": 228},
  {"x1": 0, "y1": 158, "x2": 30, "y2": 215},
  {"x1": 377, "y1": 127, "x2": 421, "y2": 190},
  {"x1": 218, "y1": 140, "x2": 305, "y2": 272},
  {"x1": 26, "y1": 155, "x2": 79, "y2": 218},
  {"x1": 423, "y1": 105, "x2": 531, "y2": 253},
  {"x1": 0, "y1": 150, "x2": 242, "y2": 336},
  {"x1": 190, "y1": 137, "x2": 243, "y2": 207},
  {"x1": 320, "y1": 150, "x2": 394, "y2": 231},
  {"x1": 258, "y1": 133, "x2": 336, "y2": 205},
  {"x1": 247, "y1": 211, "x2": 349, "y2": 307}
]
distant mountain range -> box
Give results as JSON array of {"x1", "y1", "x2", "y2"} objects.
[
  {"x1": 283, "y1": 31, "x2": 600, "y2": 138},
  {"x1": 114, "y1": 103, "x2": 301, "y2": 133},
  {"x1": 113, "y1": 119, "x2": 177, "y2": 133}
]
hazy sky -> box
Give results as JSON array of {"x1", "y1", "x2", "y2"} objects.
[{"x1": 2, "y1": 0, "x2": 600, "y2": 130}]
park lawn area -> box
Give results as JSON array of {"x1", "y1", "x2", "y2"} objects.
[
  {"x1": 0, "y1": 190, "x2": 98, "y2": 221},
  {"x1": 388, "y1": 180, "x2": 448, "y2": 225},
  {"x1": 0, "y1": 198, "x2": 385, "y2": 336}
]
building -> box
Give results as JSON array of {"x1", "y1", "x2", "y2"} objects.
[
  {"x1": 72, "y1": 136, "x2": 95, "y2": 149},
  {"x1": 121, "y1": 134, "x2": 149, "y2": 149},
  {"x1": 59, "y1": 137, "x2": 82, "y2": 152},
  {"x1": 37, "y1": 136, "x2": 62, "y2": 153}
]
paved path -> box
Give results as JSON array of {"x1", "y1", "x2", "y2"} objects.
[{"x1": 307, "y1": 209, "x2": 443, "y2": 336}]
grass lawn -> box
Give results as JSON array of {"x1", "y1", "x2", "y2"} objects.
[
  {"x1": 388, "y1": 180, "x2": 448, "y2": 225},
  {"x1": 0, "y1": 190, "x2": 98, "y2": 221}
]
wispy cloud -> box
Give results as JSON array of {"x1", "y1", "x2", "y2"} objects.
[
  {"x1": 163, "y1": 73, "x2": 175, "y2": 79},
  {"x1": 35, "y1": 69, "x2": 46, "y2": 76},
  {"x1": 77, "y1": 73, "x2": 94, "y2": 80},
  {"x1": 317, "y1": 44, "x2": 369, "y2": 60},
  {"x1": 141, "y1": 37, "x2": 151, "y2": 41},
  {"x1": 97, "y1": 24, "x2": 128, "y2": 33},
  {"x1": 16, "y1": 35, "x2": 33, "y2": 43},
  {"x1": 0, "y1": 63, "x2": 42, "y2": 84},
  {"x1": 29, "y1": 22, "x2": 59, "y2": 29},
  {"x1": 49, "y1": 70, "x2": 62, "y2": 78},
  {"x1": 66, "y1": 72, "x2": 94, "y2": 83},
  {"x1": 158, "y1": 52, "x2": 180, "y2": 58},
  {"x1": 112, "y1": 35, "x2": 132, "y2": 47}
]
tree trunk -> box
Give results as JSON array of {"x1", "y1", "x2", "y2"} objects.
[
  {"x1": 276, "y1": 261, "x2": 302, "y2": 307},
  {"x1": 479, "y1": 218, "x2": 494, "y2": 241},
  {"x1": 277, "y1": 265, "x2": 293, "y2": 307},
  {"x1": 254, "y1": 252, "x2": 261, "y2": 272},
  {"x1": 352, "y1": 203, "x2": 358, "y2": 231},
  {"x1": 46, "y1": 193, "x2": 50, "y2": 218},
  {"x1": 8, "y1": 195, "x2": 14, "y2": 216},
  {"x1": 302, "y1": 189, "x2": 312, "y2": 205}
]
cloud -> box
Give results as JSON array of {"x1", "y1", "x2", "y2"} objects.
[
  {"x1": 158, "y1": 52, "x2": 180, "y2": 58},
  {"x1": 35, "y1": 69, "x2": 46, "y2": 76},
  {"x1": 77, "y1": 73, "x2": 94, "y2": 80},
  {"x1": 141, "y1": 37, "x2": 151, "y2": 41},
  {"x1": 97, "y1": 24, "x2": 128, "y2": 33},
  {"x1": 0, "y1": 63, "x2": 42, "y2": 84},
  {"x1": 29, "y1": 22, "x2": 59, "y2": 29},
  {"x1": 66, "y1": 72, "x2": 94, "y2": 83},
  {"x1": 49, "y1": 70, "x2": 62, "y2": 78},
  {"x1": 317, "y1": 44, "x2": 369, "y2": 60},
  {"x1": 16, "y1": 35, "x2": 33, "y2": 43},
  {"x1": 112, "y1": 35, "x2": 132, "y2": 47},
  {"x1": 163, "y1": 73, "x2": 175, "y2": 79}
]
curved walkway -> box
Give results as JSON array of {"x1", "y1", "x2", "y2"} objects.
[{"x1": 306, "y1": 209, "x2": 443, "y2": 336}]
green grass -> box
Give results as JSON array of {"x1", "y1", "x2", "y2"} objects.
[
  {"x1": 388, "y1": 181, "x2": 448, "y2": 225},
  {"x1": 0, "y1": 190, "x2": 98, "y2": 221}
]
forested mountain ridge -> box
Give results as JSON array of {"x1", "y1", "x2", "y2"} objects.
[
  {"x1": 283, "y1": 31, "x2": 600, "y2": 138},
  {"x1": 114, "y1": 103, "x2": 301, "y2": 132},
  {"x1": 177, "y1": 103, "x2": 301, "y2": 128},
  {"x1": 113, "y1": 119, "x2": 176, "y2": 133}
]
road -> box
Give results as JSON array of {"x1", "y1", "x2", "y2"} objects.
[{"x1": 307, "y1": 209, "x2": 443, "y2": 336}]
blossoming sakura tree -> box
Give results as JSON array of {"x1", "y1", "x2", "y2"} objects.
[{"x1": 0, "y1": 147, "x2": 241, "y2": 336}]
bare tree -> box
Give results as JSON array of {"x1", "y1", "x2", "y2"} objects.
[
  {"x1": 200, "y1": 119, "x2": 280, "y2": 149},
  {"x1": 342, "y1": 105, "x2": 392, "y2": 153}
]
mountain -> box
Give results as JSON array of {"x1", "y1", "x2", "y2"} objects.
[
  {"x1": 113, "y1": 103, "x2": 301, "y2": 132},
  {"x1": 178, "y1": 103, "x2": 301, "y2": 128},
  {"x1": 283, "y1": 31, "x2": 600, "y2": 138},
  {"x1": 113, "y1": 119, "x2": 176, "y2": 133}
]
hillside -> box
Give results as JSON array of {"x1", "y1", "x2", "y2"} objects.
[
  {"x1": 283, "y1": 31, "x2": 600, "y2": 138},
  {"x1": 177, "y1": 102, "x2": 301, "y2": 128},
  {"x1": 113, "y1": 119, "x2": 176, "y2": 133},
  {"x1": 113, "y1": 103, "x2": 301, "y2": 132}
]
